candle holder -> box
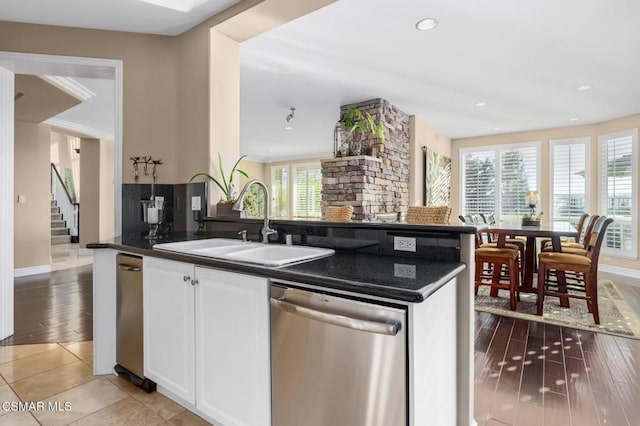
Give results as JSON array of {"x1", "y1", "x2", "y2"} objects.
[
  {"x1": 522, "y1": 191, "x2": 541, "y2": 226},
  {"x1": 142, "y1": 199, "x2": 164, "y2": 239}
]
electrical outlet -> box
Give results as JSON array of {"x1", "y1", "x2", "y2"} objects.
[
  {"x1": 394, "y1": 236, "x2": 416, "y2": 252},
  {"x1": 394, "y1": 263, "x2": 416, "y2": 279},
  {"x1": 191, "y1": 196, "x2": 202, "y2": 211}
]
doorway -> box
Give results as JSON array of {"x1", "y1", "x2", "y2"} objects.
[{"x1": 0, "y1": 51, "x2": 123, "y2": 341}]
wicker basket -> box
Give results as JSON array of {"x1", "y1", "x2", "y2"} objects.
[
  {"x1": 326, "y1": 206, "x2": 354, "y2": 222},
  {"x1": 405, "y1": 206, "x2": 452, "y2": 225}
]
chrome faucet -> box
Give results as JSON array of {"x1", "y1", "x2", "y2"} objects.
[{"x1": 233, "y1": 179, "x2": 277, "y2": 244}]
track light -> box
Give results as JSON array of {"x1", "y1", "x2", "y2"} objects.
[{"x1": 285, "y1": 107, "x2": 295, "y2": 130}]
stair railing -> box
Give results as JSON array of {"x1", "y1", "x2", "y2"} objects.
[{"x1": 51, "y1": 163, "x2": 79, "y2": 240}]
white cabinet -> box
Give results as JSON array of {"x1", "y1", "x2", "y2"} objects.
[
  {"x1": 143, "y1": 257, "x2": 196, "y2": 404},
  {"x1": 195, "y1": 267, "x2": 270, "y2": 426},
  {"x1": 143, "y1": 257, "x2": 270, "y2": 425}
]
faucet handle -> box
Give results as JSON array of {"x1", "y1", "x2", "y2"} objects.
[{"x1": 238, "y1": 230, "x2": 248, "y2": 242}]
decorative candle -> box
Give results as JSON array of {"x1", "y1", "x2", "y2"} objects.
[{"x1": 148, "y1": 207, "x2": 159, "y2": 224}]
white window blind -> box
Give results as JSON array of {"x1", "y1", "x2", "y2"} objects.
[
  {"x1": 598, "y1": 130, "x2": 638, "y2": 258},
  {"x1": 461, "y1": 142, "x2": 540, "y2": 221},
  {"x1": 499, "y1": 146, "x2": 538, "y2": 219},
  {"x1": 461, "y1": 150, "x2": 496, "y2": 215},
  {"x1": 550, "y1": 138, "x2": 589, "y2": 225},
  {"x1": 292, "y1": 164, "x2": 322, "y2": 219},
  {"x1": 270, "y1": 166, "x2": 288, "y2": 219}
]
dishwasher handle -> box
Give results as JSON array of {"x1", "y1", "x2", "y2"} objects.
[
  {"x1": 118, "y1": 264, "x2": 141, "y2": 272},
  {"x1": 270, "y1": 297, "x2": 399, "y2": 336}
]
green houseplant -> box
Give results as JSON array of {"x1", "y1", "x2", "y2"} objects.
[
  {"x1": 190, "y1": 154, "x2": 249, "y2": 214},
  {"x1": 339, "y1": 107, "x2": 386, "y2": 156}
]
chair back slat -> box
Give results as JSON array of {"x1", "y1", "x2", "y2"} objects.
[
  {"x1": 574, "y1": 213, "x2": 590, "y2": 243},
  {"x1": 580, "y1": 214, "x2": 600, "y2": 249}
]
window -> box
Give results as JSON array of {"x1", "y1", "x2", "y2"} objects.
[
  {"x1": 549, "y1": 138, "x2": 589, "y2": 225},
  {"x1": 270, "y1": 165, "x2": 288, "y2": 219},
  {"x1": 460, "y1": 142, "x2": 540, "y2": 221},
  {"x1": 292, "y1": 163, "x2": 322, "y2": 219},
  {"x1": 598, "y1": 129, "x2": 638, "y2": 258}
]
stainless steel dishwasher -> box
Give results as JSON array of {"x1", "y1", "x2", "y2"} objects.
[
  {"x1": 115, "y1": 253, "x2": 156, "y2": 393},
  {"x1": 270, "y1": 283, "x2": 407, "y2": 426}
]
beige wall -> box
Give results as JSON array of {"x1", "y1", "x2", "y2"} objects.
[
  {"x1": 14, "y1": 121, "x2": 51, "y2": 268},
  {"x1": 99, "y1": 140, "x2": 115, "y2": 240},
  {"x1": 410, "y1": 116, "x2": 452, "y2": 207},
  {"x1": 0, "y1": 21, "x2": 180, "y2": 184},
  {"x1": 452, "y1": 113, "x2": 640, "y2": 271},
  {"x1": 79, "y1": 138, "x2": 100, "y2": 247}
]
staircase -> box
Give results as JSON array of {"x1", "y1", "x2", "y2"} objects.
[{"x1": 51, "y1": 197, "x2": 72, "y2": 245}]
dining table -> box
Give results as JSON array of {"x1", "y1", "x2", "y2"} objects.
[{"x1": 486, "y1": 221, "x2": 578, "y2": 302}]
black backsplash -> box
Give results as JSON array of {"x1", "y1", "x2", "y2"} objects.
[
  {"x1": 204, "y1": 218, "x2": 462, "y2": 262},
  {"x1": 122, "y1": 183, "x2": 206, "y2": 236}
]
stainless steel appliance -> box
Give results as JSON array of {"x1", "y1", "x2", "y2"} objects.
[
  {"x1": 115, "y1": 253, "x2": 155, "y2": 393},
  {"x1": 270, "y1": 283, "x2": 407, "y2": 426}
]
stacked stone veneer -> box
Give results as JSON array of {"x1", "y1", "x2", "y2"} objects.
[{"x1": 321, "y1": 98, "x2": 410, "y2": 221}]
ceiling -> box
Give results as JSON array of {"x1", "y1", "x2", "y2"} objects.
[
  {"x1": 4, "y1": 0, "x2": 640, "y2": 162},
  {"x1": 14, "y1": 75, "x2": 83, "y2": 123}
]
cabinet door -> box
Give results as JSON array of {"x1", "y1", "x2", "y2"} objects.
[
  {"x1": 143, "y1": 257, "x2": 196, "y2": 404},
  {"x1": 195, "y1": 267, "x2": 270, "y2": 426}
]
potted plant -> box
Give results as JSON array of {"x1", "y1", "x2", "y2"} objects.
[
  {"x1": 190, "y1": 153, "x2": 249, "y2": 216},
  {"x1": 340, "y1": 107, "x2": 386, "y2": 156}
]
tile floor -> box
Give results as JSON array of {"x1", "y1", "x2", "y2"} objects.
[{"x1": 0, "y1": 342, "x2": 211, "y2": 425}]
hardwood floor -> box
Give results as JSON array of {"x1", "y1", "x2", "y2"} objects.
[
  {"x1": 474, "y1": 310, "x2": 640, "y2": 425},
  {"x1": 0, "y1": 264, "x2": 93, "y2": 346}
]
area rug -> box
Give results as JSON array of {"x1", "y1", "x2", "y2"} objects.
[{"x1": 474, "y1": 279, "x2": 640, "y2": 339}]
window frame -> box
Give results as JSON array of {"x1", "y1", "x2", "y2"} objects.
[
  {"x1": 291, "y1": 162, "x2": 322, "y2": 219},
  {"x1": 459, "y1": 141, "x2": 541, "y2": 223},
  {"x1": 548, "y1": 137, "x2": 590, "y2": 224},
  {"x1": 269, "y1": 164, "x2": 289, "y2": 219},
  {"x1": 597, "y1": 129, "x2": 638, "y2": 259}
]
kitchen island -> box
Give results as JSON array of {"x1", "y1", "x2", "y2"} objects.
[{"x1": 90, "y1": 219, "x2": 477, "y2": 426}]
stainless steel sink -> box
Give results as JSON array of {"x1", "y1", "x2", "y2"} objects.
[
  {"x1": 153, "y1": 238, "x2": 334, "y2": 266},
  {"x1": 221, "y1": 245, "x2": 335, "y2": 267}
]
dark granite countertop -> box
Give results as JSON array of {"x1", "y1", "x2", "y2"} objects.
[{"x1": 89, "y1": 231, "x2": 467, "y2": 303}]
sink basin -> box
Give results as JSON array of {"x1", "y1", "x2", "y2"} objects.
[
  {"x1": 153, "y1": 238, "x2": 251, "y2": 255},
  {"x1": 153, "y1": 238, "x2": 334, "y2": 266},
  {"x1": 221, "y1": 245, "x2": 335, "y2": 267}
]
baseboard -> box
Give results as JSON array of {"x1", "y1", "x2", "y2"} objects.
[
  {"x1": 14, "y1": 264, "x2": 52, "y2": 278},
  {"x1": 599, "y1": 264, "x2": 640, "y2": 281}
]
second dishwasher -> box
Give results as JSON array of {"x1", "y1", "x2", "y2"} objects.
[{"x1": 115, "y1": 253, "x2": 155, "y2": 392}]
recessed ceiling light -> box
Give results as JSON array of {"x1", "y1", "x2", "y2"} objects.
[
  {"x1": 493, "y1": 127, "x2": 502, "y2": 131},
  {"x1": 569, "y1": 117, "x2": 580, "y2": 122},
  {"x1": 475, "y1": 102, "x2": 487, "y2": 107},
  {"x1": 284, "y1": 125, "x2": 293, "y2": 130},
  {"x1": 415, "y1": 18, "x2": 439, "y2": 31},
  {"x1": 576, "y1": 85, "x2": 592, "y2": 91}
]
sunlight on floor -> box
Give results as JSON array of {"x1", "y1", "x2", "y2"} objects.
[{"x1": 51, "y1": 243, "x2": 93, "y2": 271}]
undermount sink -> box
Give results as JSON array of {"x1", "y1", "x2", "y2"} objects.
[
  {"x1": 221, "y1": 245, "x2": 335, "y2": 267},
  {"x1": 152, "y1": 238, "x2": 334, "y2": 266}
]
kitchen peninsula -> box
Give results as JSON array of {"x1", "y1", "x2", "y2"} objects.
[{"x1": 89, "y1": 218, "x2": 477, "y2": 426}]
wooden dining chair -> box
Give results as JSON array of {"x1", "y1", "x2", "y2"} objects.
[
  {"x1": 541, "y1": 213, "x2": 591, "y2": 251},
  {"x1": 536, "y1": 216, "x2": 614, "y2": 324},
  {"x1": 475, "y1": 246, "x2": 521, "y2": 310}
]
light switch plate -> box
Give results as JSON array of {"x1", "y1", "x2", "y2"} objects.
[
  {"x1": 17, "y1": 195, "x2": 26, "y2": 204},
  {"x1": 394, "y1": 236, "x2": 416, "y2": 252}
]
